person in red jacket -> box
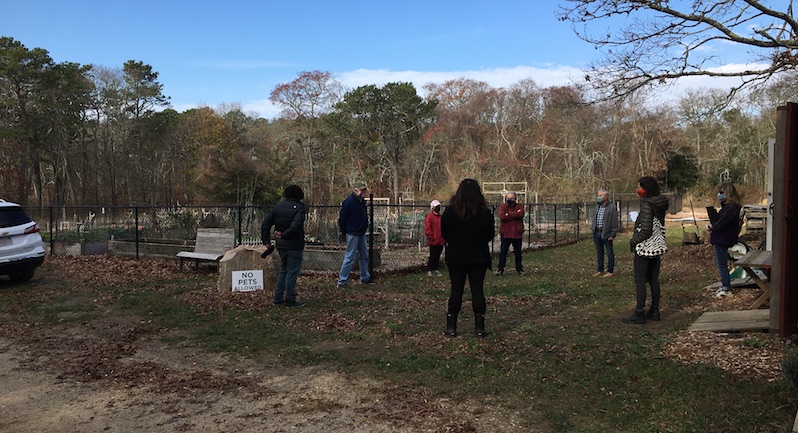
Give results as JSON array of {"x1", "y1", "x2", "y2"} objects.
[
  {"x1": 496, "y1": 192, "x2": 525, "y2": 275},
  {"x1": 424, "y1": 200, "x2": 446, "y2": 276}
]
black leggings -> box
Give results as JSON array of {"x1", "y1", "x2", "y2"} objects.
[
  {"x1": 447, "y1": 263, "x2": 487, "y2": 315},
  {"x1": 633, "y1": 254, "x2": 661, "y2": 310}
]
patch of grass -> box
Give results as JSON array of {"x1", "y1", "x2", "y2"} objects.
[{"x1": 36, "y1": 301, "x2": 99, "y2": 324}]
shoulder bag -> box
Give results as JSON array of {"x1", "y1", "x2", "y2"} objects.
[{"x1": 635, "y1": 216, "x2": 667, "y2": 257}]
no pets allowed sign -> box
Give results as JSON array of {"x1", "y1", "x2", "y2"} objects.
[{"x1": 232, "y1": 270, "x2": 263, "y2": 292}]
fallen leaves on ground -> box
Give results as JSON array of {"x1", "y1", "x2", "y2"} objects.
[{"x1": 41, "y1": 243, "x2": 790, "y2": 384}]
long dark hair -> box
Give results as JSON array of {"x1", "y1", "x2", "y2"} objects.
[
  {"x1": 718, "y1": 182, "x2": 741, "y2": 205},
  {"x1": 447, "y1": 178, "x2": 488, "y2": 220},
  {"x1": 638, "y1": 176, "x2": 660, "y2": 197}
]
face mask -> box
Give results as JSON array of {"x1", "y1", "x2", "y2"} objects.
[
  {"x1": 433, "y1": 205, "x2": 441, "y2": 214},
  {"x1": 636, "y1": 188, "x2": 646, "y2": 198},
  {"x1": 596, "y1": 196, "x2": 605, "y2": 203},
  {"x1": 717, "y1": 193, "x2": 726, "y2": 201},
  {"x1": 506, "y1": 199, "x2": 516, "y2": 206}
]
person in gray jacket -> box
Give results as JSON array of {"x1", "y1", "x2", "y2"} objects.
[
  {"x1": 591, "y1": 188, "x2": 619, "y2": 277},
  {"x1": 261, "y1": 185, "x2": 307, "y2": 307}
]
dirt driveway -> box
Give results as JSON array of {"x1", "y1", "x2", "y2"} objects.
[{"x1": 0, "y1": 257, "x2": 522, "y2": 433}]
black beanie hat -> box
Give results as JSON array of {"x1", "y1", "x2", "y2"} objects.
[{"x1": 284, "y1": 184, "x2": 304, "y2": 200}]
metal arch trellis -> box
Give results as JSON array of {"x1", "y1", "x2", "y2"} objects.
[{"x1": 481, "y1": 181, "x2": 536, "y2": 204}]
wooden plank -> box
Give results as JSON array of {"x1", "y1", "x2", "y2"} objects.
[
  {"x1": 691, "y1": 310, "x2": 769, "y2": 323},
  {"x1": 687, "y1": 320, "x2": 770, "y2": 332},
  {"x1": 176, "y1": 252, "x2": 223, "y2": 261},
  {"x1": 734, "y1": 250, "x2": 772, "y2": 268},
  {"x1": 194, "y1": 228, "x2": 235, "y2": 253},
  {"x1": 687, "y1": 309, "x2": 771, "y2": 332}
]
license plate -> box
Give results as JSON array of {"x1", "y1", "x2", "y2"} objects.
[{"x1": 0, "y1": 236, "x2": 11, "y2": 246}]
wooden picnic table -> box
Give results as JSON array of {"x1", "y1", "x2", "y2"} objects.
[{"x1": 733, "y1": 249, "x2": 773, "y2": 309}]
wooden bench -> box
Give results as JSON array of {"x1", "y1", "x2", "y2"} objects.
[
  {"x1": 733, "y1": 249, "x2": 773, "y2": 309},
  {"x1": 177, "y1": 228, "x2": 236, "y2": 271}
]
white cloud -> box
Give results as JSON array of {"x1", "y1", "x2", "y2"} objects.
[
  {"x1": 238, "y1": 65, "x2": 583, "y2": 119},
  {"x1": 336, "y1": 65, "x2": 583, "y2": 94},
  {"x1": 662, "y1": 62, "x2": 771, "y2": 97},
  {"x1": 241, "y1": 99, "x2": 281, "y2": 119},
  {"x1": 175, "y1": 63, "x2": 770, "y2": 119}
]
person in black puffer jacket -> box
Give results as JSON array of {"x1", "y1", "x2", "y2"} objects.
[
  {"x1": 261, "y1": 185, "x2": 307, "y2": 307},
  {"x1": 623, "y1": 176, "x2": 669, "y2": 324}
]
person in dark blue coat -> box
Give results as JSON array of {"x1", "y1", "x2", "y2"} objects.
[
  {"x1": 337, "y1": 182, "x2": 372, "y2": 287},
  {"x1": 707, "y1": 182, "x2": 743, "y2": 298},
  {"x1": 261, "y1": 185, "x2": 307, "y2": 307},
  {"x1": 441, "y1": 178, "x2": 495, "y2": 337}
]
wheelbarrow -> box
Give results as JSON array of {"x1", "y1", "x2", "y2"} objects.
[
  {"x1": 681, "y1": 219, "x2": 701, "y2": 245},
  {"x1": 681, "y1": 201, "x2": 702, "y2": 245}
]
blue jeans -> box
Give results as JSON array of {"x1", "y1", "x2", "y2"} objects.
[
  {"x1": 338, "y1": 234, "x2": 370, "y2": 285},
  {"x1": 593, "y1": 230, "x2": 615, "y2": 273},
  {"x1": 275, "y1": 249, "x2": 303, "y2": 303},
  {"x1": 713, "y1": 244, "x2": 731, "y2": 288}
]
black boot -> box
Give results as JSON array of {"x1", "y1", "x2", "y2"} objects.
[
  {"x1": 621, "y1": 309, "x2": 646, "y2": 324},
  {"x1": 444, "y1": 313, "x2": 457, "y2": 337},
  {"x1": 646, "y1": 308, "x2": 661, "y2": 321},
  {"x1": 475, "y1": 314, "x2": 486, "y2": 337}
]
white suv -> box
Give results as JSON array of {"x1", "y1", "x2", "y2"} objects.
[{"x1": 0, "y1": 200, "x2": 45, "y2": 282}]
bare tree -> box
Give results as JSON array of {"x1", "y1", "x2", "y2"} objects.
[
  {"x1": 269, "y1": 71, "x2": 344, "y2": 202},
  {"x1": 558, "y1": 0, "x2": 798, "y2": 100}
]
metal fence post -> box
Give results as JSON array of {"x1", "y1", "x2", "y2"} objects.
[
  {"x1": 554, "y1": 204, "x2": 558, "y2": 244},
  {"x1": 368, "y1": 193, "x2": 374, "y2": 276},
  {"x1": 237, "y1": 205, "x2": 243, "y2": 246},
  {"x1": 527, "y1": 203, "x2": 532, "y2": 247},
  {"x1": 49, "y1": 204, "x2": 55, "y2": 255},
  {"x1": 134, "y1": 206, "x2": 140, "y2": 260}
]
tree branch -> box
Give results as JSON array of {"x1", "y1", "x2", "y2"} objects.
[{"x1": 558, "y1": 0, "x2": 798, "y2": 101}]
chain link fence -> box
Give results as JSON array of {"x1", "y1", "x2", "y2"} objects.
[{"x1": 26, "y1": 198, "x2": 658, "y2": 274}]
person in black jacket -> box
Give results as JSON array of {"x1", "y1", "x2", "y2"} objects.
[
  {"x1": 441, "y1": 178, "x2": 495, "y2": 337},
  {"x1": 623, "y1": 176, "x2": 669, "y2": 324},
  {"x1": 707, "y1": 182, "x2": 743, "y2": 298},
  {"x1": 261, "y1": 185, "x2": 307, "y2": 307}
]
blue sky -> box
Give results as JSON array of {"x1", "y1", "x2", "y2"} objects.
[{"x1": 2, "y1": 0, "x2": 753, "y2": 118}]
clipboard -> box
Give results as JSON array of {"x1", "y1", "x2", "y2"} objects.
[{"x1": 706, "y1": 206, "x2": 718, "y2": 224}]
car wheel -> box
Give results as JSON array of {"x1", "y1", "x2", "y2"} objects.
[{"x1": 9, "y1": 269, "x2": 35, "y2": 283}]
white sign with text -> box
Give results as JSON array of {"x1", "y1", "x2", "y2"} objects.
[{"x1": 232, "y1": 270, "x2": 264, "y2": 292}]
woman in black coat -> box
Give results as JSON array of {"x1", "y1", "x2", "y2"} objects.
[
  {"x1": 441, "y1": 178, "x2": 495, "y2": 337},
  {"x1": 624, "y1": 176, "x2": 669, "y2": 324}
]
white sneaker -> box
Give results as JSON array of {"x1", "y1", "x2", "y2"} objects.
[
  {"x1": 427, "y1": 271, "x2": 433, "y2": 277},
  {"x1": 713, "y1": 287, "x2": 732, "y2": 298},
  {"x1": 433, "y1": 270, "x2": 442, "y2": 276}
]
